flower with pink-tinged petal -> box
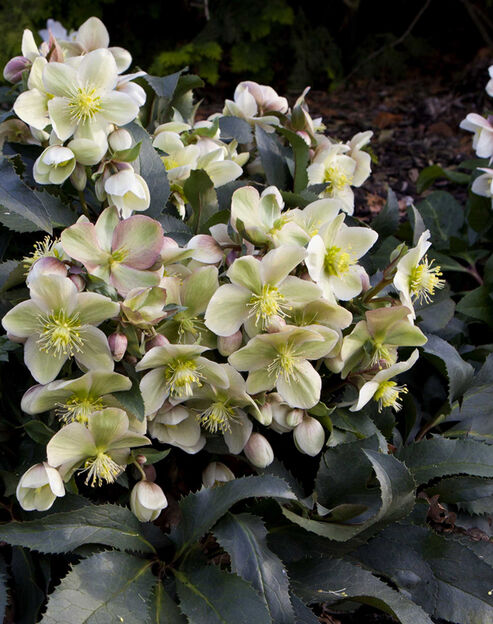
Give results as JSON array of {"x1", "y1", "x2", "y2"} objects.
[{"x1": 460, "y1": 113, "x2": 493, "y2": 159}]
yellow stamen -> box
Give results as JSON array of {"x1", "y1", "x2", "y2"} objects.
[
  {"x1": 369, "y1": 342, "x2": 394, "y2": 368},
  {"x1": 165, "y1": 359, "x2": 203, "y2": 398},
  {"x1": 409, "y1": 256, "x2": 445, "y2": 304},
  {"x1": 324, "y1": 165, "x2": 352, "y2": 192},
  {"x1": 198, "y1": 401, "x2": 238, "y2": 434},
  {"x1": 248, "y1": 284, "x2": 290, "y2": 329},
  {"x1": 109, "y1": 246, "x2": 129, "y2": 267},
  {"x1": 324, "y1": 246, "x2": 354, "y2": 276},
  {"x1": 68, "y1": 87, "x2": 102, "y2": 122},
  {"x1": 373, "y1": 380, "x2": 407, "y2": 412},
  {"x1": 23, "y1": 236, "x2": 62, "y2": 271},
  {"x1": 267, "y1": 344, "x2": 298, "y2": 382},
  {"x1": 55, "y1": 396, "x2": 104, "y2": 424},
  {"x1": 37, "y1": 310, "x2": 84, "y2": 358},
  {"x1": 83, "y1": 452, "x2": 123, "y2": 487}
]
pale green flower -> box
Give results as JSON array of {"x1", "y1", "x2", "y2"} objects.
[
  {"x1": 47, "y1": 407, "x2": 150, "y2": 486},
  {"x1": 33, "y1": 145, "x2": 76, "y2": 185},
  {"x1": 350, "y1": 349, "x2": 419, "y2": 412},
  {"x1": 21, "y1": 370, "x2": 132, "y2": 423},
  {"x1": 136, "y1": 344, "x2": 229, "y2": 416},
  {"x1": 306, "y1": 214, "x2": 378, "y2": 301},
  {"x1": 148, "y1": 404, "x2": 206, "y2": 454},
  {"x1": 16, "y1": 462, "x2": 65, "y2": 511},
  {"x1": 104, "y1": 168, "x2": 150, "y2": 219},
  {"x1": 205, "y1": 246, "x2": 320, "y2": 337},
  {"x1": 2, "y1": 274, "x2": 118, "y2": 384},
  {"x1": 229, "y1": 326, "x2": 330, "y2": 409},
  {"x1": 340, "y1": 305, "x2": 427, "y2": 377},
  {"x1": 307, "y1": 143, "x2": 357, "y2": 213},
  {"x1": 121, "y1": 287, "x2": 168, "y2": 330},
  {"x1": 130, "y1": 481, "x2": 167, "y2": 522}
]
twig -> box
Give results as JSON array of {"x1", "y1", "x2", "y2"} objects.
[{"x1": 345, "y1": 0, "x2": 433, "y2": 81}]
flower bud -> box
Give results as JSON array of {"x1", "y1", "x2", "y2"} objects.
[
  {"x1": 146, "y1": 334, "x2": 170, "y2": 351},
  {"x1": 286, "y1": 408, "x2": 304, "y2": 428},
  {"x1": 108, "y1": 332, "x2": 128, "y2": 362},
  {"x1": 293, "y1": 415, "x2": 325, "y2": 457},
  {"x1": 33, "y1": 145, "x2": 76, "y2": 185},
  {"x1": 70, "y1": 163, "x2": 87, "y2": 191},
  {"x1": 266, "y1": 315, "x2": 286, "y2": 333},
  {"x1": 130, "y1": 480, "x2": 168, "y2": 522},
  {"x1": 244, "y1": 433, "x2": 274, "y2": 468},
  {"x1": 16, "y1": 462, "x2": 65, "y2": 511},
  {"x1": 108, "y1": 128, "x2": 132, "y2": 152},
  {"x1": 252, "y1": 401, "x2": 272, "y2": 426},
  {"x1": 202, "y1": 462, "x2": 235, "y2": 488},
  {"x1": 360, "y1": 269, "x2": 371, "y2": 292},
  {"x1": 3, "y1": 56, "x2": 29, "y2": 83},
  {"x1": 69, "y1": 273, "x2": 86, "y2": 292},
  {"x1": 217, "y1": 331, "x2": 243, "y2": 356},
  {"x1": 26, "y1": 256, "x2": 67, "y2": 286}
]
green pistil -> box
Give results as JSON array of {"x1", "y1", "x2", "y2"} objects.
[{"x1": 37, "y1": 310, "x2": 84, "y2": 358}]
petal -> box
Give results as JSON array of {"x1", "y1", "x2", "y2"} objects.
[
  {"x1": 78, "y1": 49, "x2": 117, "y2": 91},
  {"x1": 261, "y1": 246, "x2": 306, "y2": 285},
  {"x1": 61, "y1": 222, "x2": 109, "y2": 270},
  {"x1": 331, "y1": 269, "x2": 363, "y2": 301},
  {"x1": 75, "y1": 326, "x2": 114, "y2": 372},
  {"x1": 110, "y1": 264, "x2": 161, "y2": 297},
  {"x1": 182, "y1": 266, "x2": 218, "y2": 314},
  {"x1": 47, "y1": 422, "x2": 96, "y2": 467},
  {"x1": 350, "y1": 381, "x2": 379, "y2": 412},
  {"x1": 224, "y1": 409, "x2": 253, "y2": 454},
  {"x1": 48, "y1": 97, "x2": 78, "y2": 141},
  {"x1": 110, "y1": 47, "x2": 132, "y2": 73},
  {"x1": 112, "y1": 216, "x2": 163, "y2": 269},
  {"x1": 43, "y1": 62, "x2": 77, "y2": 97},
  {"x1": 76, "y1": 292, "x2": 120, "y2": 325},
  {"x1": 306, "y1": 235, "x2": 326, "y2": 282},
  {"x1": 197, "y1": 358, "x2": 230, "y2": 388},
  {"x1": 205, "y1": 160, "x2": 242, "y2": 187},
  {"x1": 76, "y1": 17, "x2": 110, "y2": 51},
  {"x1": 2, "y1": 300, "x2": 44, "y2": 337},
  {"x1": 228, "y1": 336, "x2": 277, "y2": 371},
  {"x1": 30, "y1": 274, "x2": 78, "y2": 315},
  {"x1": 246, "y1": 368, "x2": 277, "y2": 394},
  {"x1": 24, "y1": 335, "x2": 67, "y2": 383},
  {"x1": 99, "y1": 91, "x2": 139, "y2": 125},
  {"x1": 337, "y1": 225, "x2": 378, "y2": 260},
  {"x1": 205, "y1": 284, "x2": 251, "y2": 336},
  {"x1": 95, "y1": 206, "x2": 120, "y2": 253},
  {"x1": 278, "y1": 275, "x2": 321, "y2": 305},
  {"x1": 137, "y1": 344, "x2": 208, "y2": 370},
  {"x1": 140, "y1": 368, "x2": 169, "y2": 416},
  {"x1": 69, "y1": 137, "x2": 107, "y2": 166},
  {"x1": 277, "y1": 360, "x2": 321, "y2": 408},
  {"x1": 227, "y1": 255, "x2": 262, "y2": 293},
  {"x1": 88, "y1": 408, "x2": 128, "y2": 448},
  {"x1": 13, "y1": 89, "x2": 49, "y2": 130},
  {"x1": 21, "y1": 382, "x2": 72, "y2": 414}
]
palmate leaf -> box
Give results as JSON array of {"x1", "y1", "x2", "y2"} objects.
[
  {"x1": 397, "y1": 438, "x2": 493, "y2": 484},
  {"x1": 218, "y1": 117, "x2": 253, "y2": 144},
  {"x1": 175, "y1": 563, "x2": 271, "y2": 624},
  {"x1": 289, "y1": 557, "x2": 433, "y2": 624},
  {"x1": 214, "y1": 513, "x2": 295, "y2": 624},
  {"x1": 169, "y1": 475, "x2": 295, "y2": 556},
  {"x1": 0, "y1": 503, "x2": 156, "y2": 554},
  {"x1": 355, "y1": 523, "x2": 493, "y2": 624},
  {"x1": 282, "y1": 444, "x2": 415, "y2": 543},
  {"x1": 40, "y1": 551, "x2": 153, "y2": 624}
]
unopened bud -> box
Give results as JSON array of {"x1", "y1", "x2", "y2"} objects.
[
  {"x1": 135, "y1": 454, "x2": 147, "y2": 465},
  {"x1": 252, "y1": 401, "x2": 272, "y2": 426},
  {"x1": 69, "y1": 273, "x2": 85, "y2": 291},
  {"x1": 202, "y1": 462, "x2": 235, "y2": 488},
  {"x1": 3, "y1": 56, "x2": 29, "y2": 83},
  {"x1": 108, "y1": 128, "x2": 132, "y2": 152},
  {"x1": 27, "y1": 257, "x2": 67, "y2": 286},
  {"x1": 70, "y1": 163, "x2": 87, "y2": 191},
  {"x1": 293, "y1": 415, "x2": 325, "y2": 457},
  {"x1": 291, "y1": 105, "x2": 307, "y2": 131},
  {"x1": 286, "y1": 408, "x2": 304, "y2": 428},
  {"x1": 108, "y1": 332, "x2": 127, "y2": 362},
  {"x1": 146, "y1": 334, "x2": 170, "y2": 351},
  {"x1": 217, "y1": 331, "x2": 243, "y2": 356},
  {"x1": 360, "y1": 269, "x2": 371, "y2": 292},
  {"x1": 266, "y1": 315, "x2": 286, "y2": 333},
  {"x1": 244, "y1": 433, "x2": 274, "y2": 468},
  {"x1": 130, "y1": 480, "x2": 167, "y2": 522}
]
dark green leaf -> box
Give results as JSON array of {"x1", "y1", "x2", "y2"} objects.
[
  {"x1": 0, "y1": 556, "x2": 7, "y2": 624},
  {"x1": 372, "y1": 188, "x2": 399, "y2": 237},
  {"x1": 175, "y1": 563, "x2": 271, "y2": 624},
  {"x1": 417, "y1": 165, "x2": 470, "y2": 193},
  {"x1": 214, "y1": 513, "x2": 295, "y2": 624},
  {"x1": 34, "y1": 189, "x2": 75, "y2": 228},
  {"x1": 397, "y1": 438, "x2": 493, "y2": 483},
  {"x1": 151, "y1": 581, "x2": 187, "y2": 623},
  {"x1": 126, "y1": 122, "x2": 170, "y2": 217},
  {"x1": 113, "y1": 376, "x2": 146, "y2": 421},
  {"x1": 415, "y1": 287, "x2": 455, "y2": 332},
  {"x1": 291, "y1": 594, "x2": 319, "y2": 623},
  {"x1": 255, "y1": 126, "x2": 290, "y2": 188},
  {"x1": 425, "y1": 476, "x2": 493, "y2": 514},
  {"x1": 218, "y1": 117, "x2": 253, "y2": 144},
  {"x1": 169, "y1": 474, "x2": 295, "y2": 555},
  {"x1": 407, "y1": 204, "x2": 426, "y2": 245},
  {"x1": 278, "y1": 128, "x2": 309, "y2": 193},
  {"x1": 40, "y1": 551, "x2": 153, "y2": 624},
  {"x1": 289, "y1": 557, "x2": 433, "y2": 624},
  {"x1": 23, "y1": 419, "x2": 55, "y2": 444},
  {"x1": 414, "y1": 191, "x2": 464, "y2": 250},
  {"x1": 184, "y1": 169, "x2": 218, "y2": 234},
  {"x1": 0, "y1": 205, "x2": 40, "y2": 232},
  {"x1": 355, "y1": 523, "x2": 493, "y2": 624},
  {"x1": 0, "y1": 259, "x2": 23, "y2": 292},
  {"x1": 112, "y1": 141, "x2": 142, "y2": 163},
  {"x1": 1, "y1": 503, "x2": 156, "y2": 553},
  {"x1": 133, "y1": 447, "x2": 170, "y2": 465},
  {"x1": 10, "y1": 547, "x2": 45, "y2": 624},
  {"x1": 144, "y1": 70, "x2": 183, "y2": 99},
  {"x1": 422, "y1": 334, "x2": 474, "y2": 402},
  {"x1": 457, "y1": 285, "x2": 493, "y2": 326}
]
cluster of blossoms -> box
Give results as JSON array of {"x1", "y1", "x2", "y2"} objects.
[
  {"x1": 460, "y1": 64, "x2": 493, "y2": 203},
  {"x1": 2, "y1": 17, "x2": 445, "y2": 521}
]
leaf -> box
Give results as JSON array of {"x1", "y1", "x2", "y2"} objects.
[
  {"x1": 289, "y1": 557, "x2": 433, "y2": 624},
  {"x1": 113, "y1": 376, "x2": 146, "y2": 421},
  {"x1": 23, "y1": 419, "x2": 55, "y2": 444},
  {"x1": 278, "y1": 128, "x2": 309, "y2": 193},
  {"x1": 133, "y1": 447, "x2": 170, "y2": 465},
  {"x1": 34, "y1": 189, "x2": 75, "y2": 228},
  {"x1": 169, "y1": 474, "x2": 295, "y2": 555},
  {"x1": 214, "y1": 513, "x2": 295, "y2": 624},
  {"x1": 372, "y1": 188, "x2": 399, "y2": 238},
  {"x1": 457, "y1": 285, "x2": 493, "y2": 326},
  {"x1": 407, "y1": 204, "x2": 426, "y2": 245},
  {"x1": 417, "y1": 165, "x2": 470, "y2": 193},
  {"x1": 255, "y1": 126, "x2": 290, "y2": 188},
  {"x1": 126, "y1": 122, "x2": 170, "y2": 218},
  {"x1": 40, "y1": 551, "x2": 153, "y2": 624},
  {"x1": 0, "y1": 205, "x2": 40, "y2": 232},
  {"x1": 184, "y1": 169, "x2": 218, "y2": 234},
  {"x1": 422, "y1": 333, "x2": 474, "y2": 402},
  {"x1": 397, "y1": 438, "x2": 493, "y2": 483},
  {"x1": 0, "y1": 259, "x2": 23, "y2": 292},
  {"x1": 175, "y1": 563, "x2": 271, "y2": 624},
  {"x1": 1, "y1": 503, "x2": 156, "y2": 553},
  {"x1": 415, "y1": 287, "x2": 455, "y2": 332},
  {"x1": 10, "y1": 546, "x2": 46, "y2": 624},
  {"x1": 150, "y1": 581, "x2": 187, "y2": 623},
  {"x1": 283, "y1": 447, "x2": 415, "y2": 542},
  {"x1": 112, "y1": 141, "x2": 142, "y2": 163},
  {"x1": 425, "y1": 476, "x2": 493, "y2": 515},
  {"x1": 290, "y1": 594, "x2": 319, "y2": 624},
  {"x1": 414, "y1": 191, "x2": 464, "y2": 250},
  {"x1": 218, "y1": 117, "x2": 253, "y2": 144},
  {"x1": 354, "y1": 523, "x2": 493, "y2": 624},
  {"x1": 0, "y1": 556, "x2": 7, "y2": 624},
  {"x1": 144, "y1": 70, "x2": 184, "y2": 99}
]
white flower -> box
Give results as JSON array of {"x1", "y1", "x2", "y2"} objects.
[
  {"x1": 148, "y1": 405, "x2": 206, "y2": 454},
  {"x1": 237, "y1": 81, "x2": 288, "y2": 114},
  {"x1": 104, "y1": 168, "x2": 150, "y2": 218},
  {"x1": 223, "y1": 83, "x2": 282, "y2": 133},
  {"x1": 486, "y1": 65, "x2": 493, "y2": 97},
  {"x1": 16, "y1": 462, "x2": 65, "y2": 511},
  {"x1": 307, "y1": 143, "x2": 357, "y2": 214},
  {"x1": 202, "y1": 462, "x2": 235, "y2": 488},
  {"x1": 130, "y1": 481, "x2": 167, "y2": 522},
  {"x1": 460, "y1": 113, "x2": 493, "y2": 159},
  {"x1": 244, "y1": 433, "x2": 274, "y2": 468},
  {"x1": 347, "y1": 131, "x2": 373, "y2": 186},
  {"x1": 34, "y1": 146, "x2": 76, "y2": 185},
  {"x1": 471, "y1": 167, "x2": 493, "y2": 203}
]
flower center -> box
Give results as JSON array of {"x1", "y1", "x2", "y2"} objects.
[
  {"x1": 409, "y1": 256, "x2": 444, "y2": 304},
  {"x1": 198, "y1": 401, "x2": 238, "y2": 433},
  {"x1": 23, "y1": 236, "x2": 62, "y2": 271},
  {"x1": 324, "y1": 165, "x2": 352, "y2": 192},
  {"x1": 162, "y1": 156, "x2": 180, "y2": 171},
  {"x1": 369, "y1": 342, "x2": 394, "y2": 368},
  {"x1": 248, "y1": 284, "x2": 289, "y2": 328},
  {"x1": 37, "y1": 310, "x2": 84, "y2": 358},
  {"x1": 267, "y1": 344, "x2": 298, "y2": 382},
  {"x1": 324, "y1": 246, "x2": 354, "y2": 276},
  {"x1": 269, "y1": 217, "x2": 287, "y2": 237},
  {"x1": 165, "y1": 359, "x2": 203, "y2": 397},
  {"x1": 176, "y1": 315, "x2": 205, "y2": 342},
  {"x1": 56, "y1": 396, "x2": 104, "y2": 424},
  {"x1": 373, "y1": 380, "x2": 407, "y2": 412},
  {"x1": 69, "y1": 87, "x2": 102, "y2": 122},
  {"x1": 82, "y1": 452, "x2": 123, "y2": 487},
  {"x1": 109, "y1": 246, "x2": 129, "y2": 268}
]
